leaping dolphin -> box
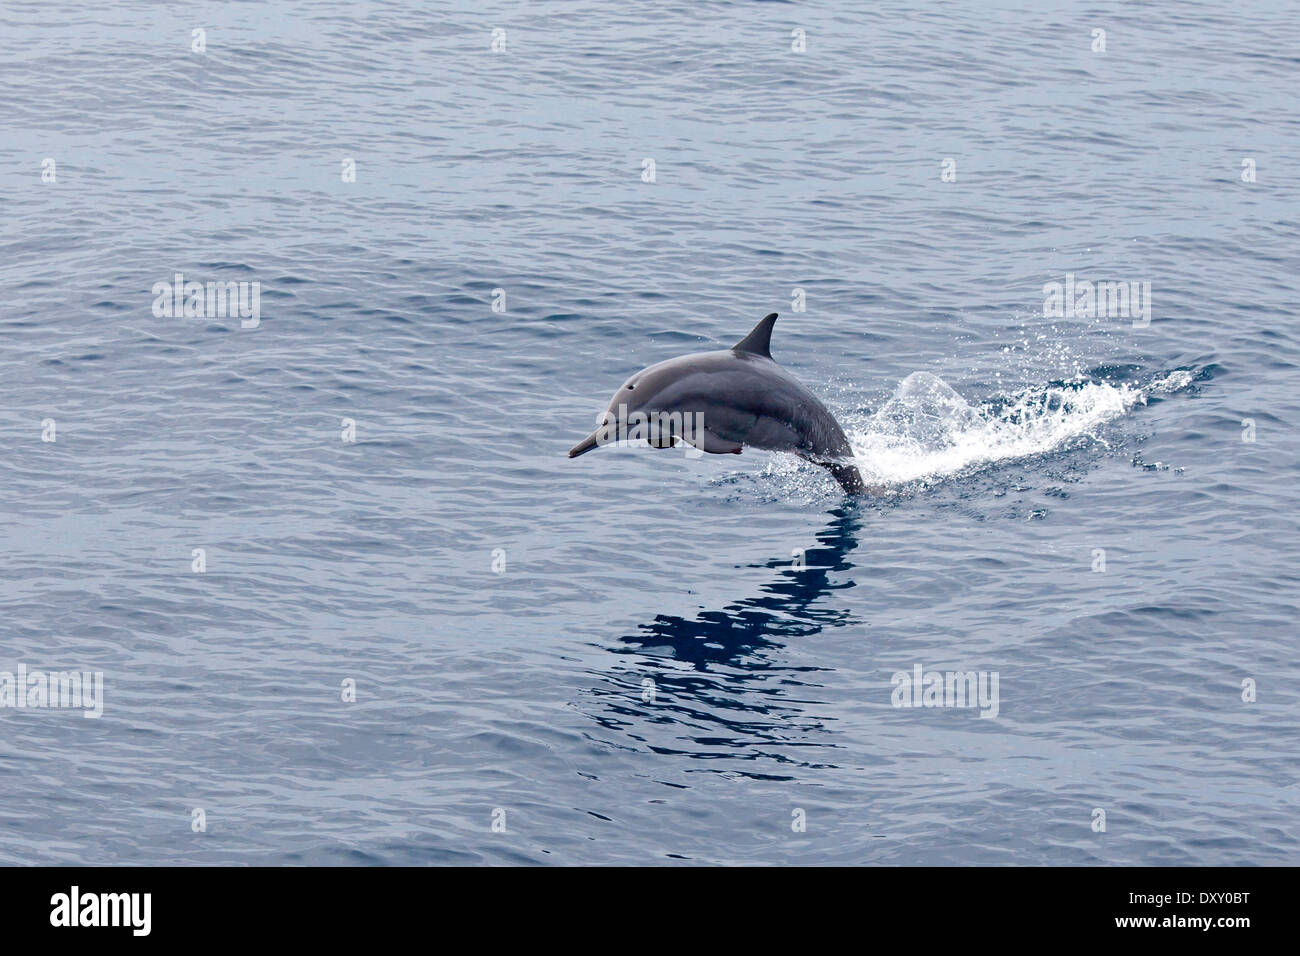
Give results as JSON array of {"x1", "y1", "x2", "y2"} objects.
[{"x1": 568, "y1": 313, "x2": 867, "y2": 494}]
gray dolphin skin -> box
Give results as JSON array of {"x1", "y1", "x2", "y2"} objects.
[{"x1": 568, "y1": 313, "x2": 867, "y2": 494}]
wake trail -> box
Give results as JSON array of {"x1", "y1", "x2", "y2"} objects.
[{"x1": 842, "y1": 369, "x2": 1194, "y2": 489}]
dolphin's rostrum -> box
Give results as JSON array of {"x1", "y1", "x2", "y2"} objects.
[{"x1": 568, "y1": 313, "x2": 867, "y2": 494}]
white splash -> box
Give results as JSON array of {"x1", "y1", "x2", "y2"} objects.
[
  {"x1": 842, "y1": 371, "x2": 1175, "y2": 488},
  {"x1": 1149, "y1": 369, "x2": 1194, "y2": 393}
]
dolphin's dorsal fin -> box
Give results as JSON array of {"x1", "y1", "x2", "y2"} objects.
[{"x1": 732, "y1": 313, "x2": 778, "y2": 358}]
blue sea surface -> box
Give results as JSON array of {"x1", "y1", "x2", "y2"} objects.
[{"x1": 1, "y1": 0, "x2": 1298, "y2": 865}]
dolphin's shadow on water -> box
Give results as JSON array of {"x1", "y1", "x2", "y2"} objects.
[{"x1": 584, "y1": 507, "x2": 864, "y2": 769}]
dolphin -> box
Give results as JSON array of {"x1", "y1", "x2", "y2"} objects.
[{"x1": 568, "y1": 313, "x2": 867, "y2": 494}]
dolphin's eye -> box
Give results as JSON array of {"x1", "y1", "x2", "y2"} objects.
[{"x1": 626, "y1": 383, "x2": 635, "y2": 390}]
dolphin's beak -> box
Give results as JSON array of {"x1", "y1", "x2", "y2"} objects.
[{"x1": 568, "y1": 431, "x2": 601, "y2": 458}]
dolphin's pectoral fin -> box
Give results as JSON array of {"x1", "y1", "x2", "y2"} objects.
[{"x1": 684, "y1": 430, "x2": 743, "y2": 455}]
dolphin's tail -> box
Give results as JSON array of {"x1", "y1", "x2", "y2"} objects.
[{"x1": 823, "y1": 460, "x2": 868, "y2": 496}]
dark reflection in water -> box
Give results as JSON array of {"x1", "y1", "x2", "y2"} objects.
[
  {"x1": 584, "y1": 507, "x2": 863, "y2": 773},
  {"x1": 623, "y1": 505, "x2": 863, "y2": 666}
]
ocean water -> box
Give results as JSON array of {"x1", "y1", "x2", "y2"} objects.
[{"x1": 1, "y1": 0, "x2": 1298, "y2": 865}]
